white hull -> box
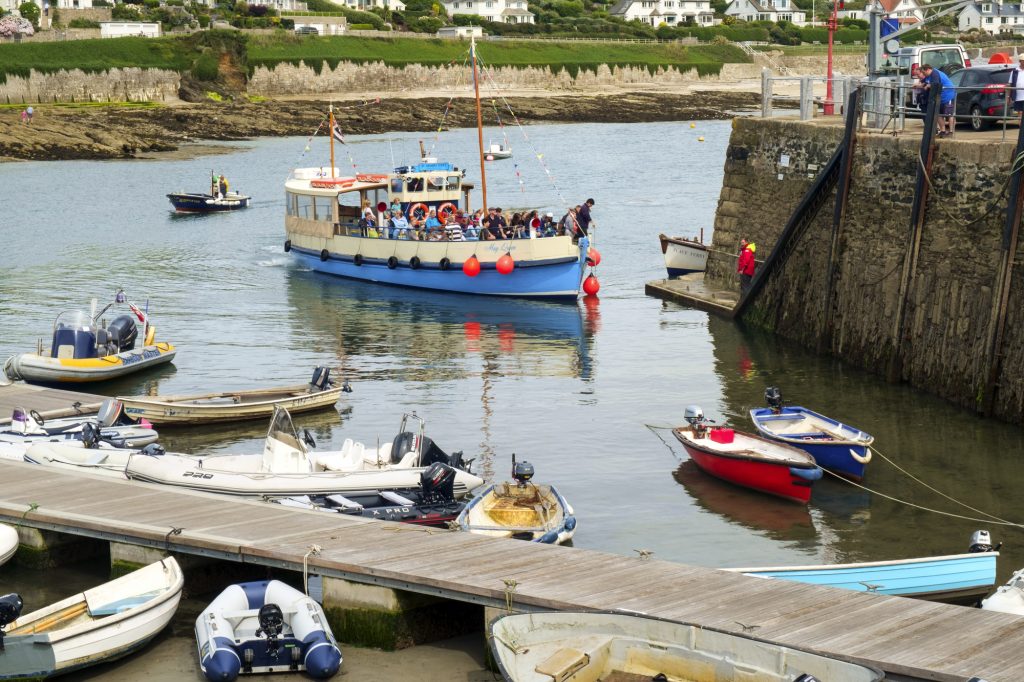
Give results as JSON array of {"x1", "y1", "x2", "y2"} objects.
[
  {"x1": 660, "y1": 234, "x2": 708, "y2": 277},
  {"x1": 982, "y1": 567, "x2": 1024, "y2": 616},
  {"x1": 490, "y1": 612, "x2": 883, "y2": 682},
  {"x1": 5, "y1": 345, "x2": 176, "y2": 384},
  {"x1": 0, "y1": 558, "x2": 183, "y2": 678},
  {"x1": 0, "y1": 523, "x2": 18, "y2": 567},
  {"x1": 25, "y1": 442, "x2": 134, "y2": 478}
]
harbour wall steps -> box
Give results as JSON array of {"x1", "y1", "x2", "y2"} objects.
[{"x1": 706, "y1": 117, "x2": 1024, "y2": 423}]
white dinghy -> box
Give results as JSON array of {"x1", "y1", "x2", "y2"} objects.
[
  {"x1": 196, "y1": 579, "x2": 341, "y2": 681},
  {"x1": 0, "y1": 523, "x2": 18, "y2": 567},
  {"x1": 23, "y1": 440, "x2": 148, "y2": 478},
  {"x1": 0, "y1": 402, "x2": 158, "y2": 450},
  {"x1": 982, "y1": 567, "x2": 1024, "y2": 616},
  {"x1": 0, "y1": 557, "x2": 183, "y2": 679},
  {"x1": 126, "y1": 407, "x2": 483, "y2": 498},
  {"x1": 489, "y1": 611, "x2": 884, "y2": 682}
]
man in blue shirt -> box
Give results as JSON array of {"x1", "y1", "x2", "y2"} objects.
[{"x1": 920, "y1": 64, "x2": 956, "y2": 138}]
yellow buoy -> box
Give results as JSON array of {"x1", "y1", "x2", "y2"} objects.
[
  {"x1": 698, "y1": 136, "x2": 705, "y2": 142},
  {"x1": 690, "y1": 122, "x2": 696, "y2": 129}
]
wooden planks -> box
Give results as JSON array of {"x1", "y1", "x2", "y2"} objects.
[
  {"x1": 0, "y1": 459, "x2": 1022, "y2": 681},
  {"x1": 0, "y1": 383, "x2": 105, "y2": 425}
]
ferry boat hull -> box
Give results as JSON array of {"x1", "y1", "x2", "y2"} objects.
[{"x1": 660, "y1": 233, "x2": 708, "y2": 278}]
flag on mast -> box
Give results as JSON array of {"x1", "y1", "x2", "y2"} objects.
[{"x1": 332, "y1": 123, "x2": 346, "y2": 145}]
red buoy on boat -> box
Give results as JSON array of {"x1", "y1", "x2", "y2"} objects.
[
  {"x1": 463, "y1": 255, "x2": 481, "y2": 277},
  {"x1": 586, "y1": 247, "x2": 601, "y2": 266},
  {"x1": 583, "y1": 274, "x2": 600, "y2": 296},
  {"x1": 496, "y1": 253, "x2": 515, "y2": 275}
]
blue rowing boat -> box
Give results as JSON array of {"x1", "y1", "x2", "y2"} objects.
[
  {"x1": 728, "y1": 538, "x2": 999, "y2": 604},
  {"x1": 749, "y1": 387, "x2": 874, "y2": 481}
]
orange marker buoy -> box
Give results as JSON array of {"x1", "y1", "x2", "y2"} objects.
[
  {"x1": 582, "y1": 273, "x2": 600, "y2": 297},
  {"x1": 463, "y1": 255, "x2": 481, "y2": 277},
  {"x1": 586, "y1": 247, "x2": 601, "y2": 266},
  {"x1": 496, "y1": 253, "x2": 515, "y2": 275}
]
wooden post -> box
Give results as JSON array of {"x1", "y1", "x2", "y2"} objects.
[{"x1": 886, "y1": 83, "x2": 940, "y2": 383}]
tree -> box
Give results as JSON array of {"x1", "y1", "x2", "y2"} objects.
[{"x1": 18, "y1": 1, "x2": 40, "y2": 29}]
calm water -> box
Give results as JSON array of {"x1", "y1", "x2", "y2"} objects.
[{"x1": 3, "y1": 119, "x2": 1024, "y2": 651}]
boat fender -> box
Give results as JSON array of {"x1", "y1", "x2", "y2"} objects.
[
  {"x1": 439, "y1": 257, "x2": 451, "y2": 271},
  {"x1": 284, "y1": 239, "x2": 291, "y2": 253},
  {"x1": 789, "y1": 466, "x2": 823, "y2": 481},
  {"x1": 387, "y1": 256, "x2": 398, "y2": 269},
  {"x1": 564, "y1": 515, "x2": 577, "y2": 531},
  {"x1": 320, "y1": 249, "x2": 329, "y2": 262},
  {"x1": 354, "y1": 254, "x2": 363, "y2": 266},
  {"x1": 410, "y1": 256, "x2": 421, "y2": 269},
  {"x1": 850, "y1": 447, "x2": 872, "y2": 464},
  {"x1": 538, "y1": 530, "x2": 560, "y2": 544},
  {"x1": 144, "y1": 325, "x2": 156, "y2": 347}
]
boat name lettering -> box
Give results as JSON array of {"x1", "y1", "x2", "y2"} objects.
[
  {"x1": 121, "y1": 348, "x2": 162, "y2": 366},
  {"x1": 371, "y1": 507, "x2": 410, "y2": 516},
  {"x1": 182, "y1": 471, "x2": 214, "y2": 479}
]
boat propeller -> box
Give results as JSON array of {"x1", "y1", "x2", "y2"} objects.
[{"x1": 0, "y1": 593, "x2": 24, "y2": 651}]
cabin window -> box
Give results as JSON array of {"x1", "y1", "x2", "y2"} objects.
[
  {"x1": 427, "y1": 175, "x2": 445, "y2": 193},
  {"x1": 390, "y1": 177, "x2": 404, "y2": 195},
  {"x1": 313, "y1": 195, "x2": 334, "y2": 222},
  {"x1": 285, "y1": 192, "x2": 297, "y2": 216},
  {"x1": 295, "y1": 193, "x2": 314, "y2": 220},
  {"x1": 446, "y1": 175, "x2": 461, "y2": 191},
  {"x1": 406, "y1": 177, "x2": 424, "y2": 192}
]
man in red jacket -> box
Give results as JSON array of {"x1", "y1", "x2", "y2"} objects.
[{"x1": 737, "y1": 239, "x2": 756, "y2": 295}]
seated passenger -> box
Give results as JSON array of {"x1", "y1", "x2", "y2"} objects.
[
  {"x1": 510, "y1": 212, "x2": 526, "y2": 239},
  {"x1": 389, "y1": 198, "x2": 402, "y2": 215},
  {"x1": 541, "y1": 212, "x2": 555, "y2": 237},
  {"x1": 390, "y1": 210, "x2": 410, "y2": 239},
  {"x1": 359, "y1": 207, "x2": 377, "y2": 238},
  {"x1": 424, "y1": 208, "x2": 443, "y2": 239}
]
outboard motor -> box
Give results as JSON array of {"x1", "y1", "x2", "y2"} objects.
[
  {"x1": 390, "y1": 431, "x2": 418, "y2": 465},
  {"x1": 255, "y1": 603, "x2": 284, "y2": 658},
  {"x1": 140, "y1": 443, "x2": 166, "y2": 457},
  {"x1": 95, "y1": 399, "x2": 123, "y2": 428},
  {"x1": 511, "y1": 456, "x2": 535, "y2": 487},
  {"x1": 684, "y1": 405, "x2": 708, "y2": 439},
  {"x1": 80, "y1": 423, "x2": 100, "y2": 449},
  {"x1": 420, "y1": 462, "x2": 457, "y2": 503},
  {"x1": 419, "y1": 437, "x2": 455, "y2": 468},
  {"x1": 969, "y1": 529, "x2": 1001, "y2": 553},
  {"x1": 106, "y1": 315, "x2": 138, "y2": 352},
  {"x1": 765, "y1": 386, "x2": 784, "y2": 413},
  {"x1": 310, "y1": 366, "x2": 332, "y2": 392},
  {"x1": 0, "y1": 593, "x2": 24, "y2": 651}
]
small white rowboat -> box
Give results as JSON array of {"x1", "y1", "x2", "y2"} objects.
[
  {"x1": 659, "y1": 233, "x2": 709, "y2": 278},
  {"x1": 0, "y1": 557, "x2": 183, "y2": 679},
  {"x1": 0, "y1": 523, "x2": 18, "y2": 567}
]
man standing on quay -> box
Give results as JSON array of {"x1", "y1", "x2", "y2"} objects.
[{"x1": 737, "y1": 238, "x2": 756, "y2": 296}]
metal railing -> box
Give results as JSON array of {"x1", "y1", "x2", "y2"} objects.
[{"x1": 760, "y1": 70, "x2": 859, "y2": 122}]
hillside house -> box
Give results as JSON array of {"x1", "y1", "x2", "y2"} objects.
[
  {"x1": 724, "y1": 0, "x2": 807, "y2": 25},
  {"x1": 960, "y1": 0, "x2": 1024, "y2": 33},
  {"x1": 609, "y1": 0, "x2": 715, "y2": 26},
  {"x1": 442, "y1": 0, "x2": 535, "y2": 23}
]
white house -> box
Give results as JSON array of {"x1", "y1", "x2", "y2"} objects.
[
  {"x1": 248, "y1": 0, "x2": 310, "y2": 10},
  {"x1": 100, "y1": 21, "x2": 161, "y2": 37},
  {"x1": 54, "y1": 0, "x2": 94, "y2": 8},
  {"x1": 443, "y1": 0, "x2": 535, "y2": 24},
  {"x1": 286, "y1": 14, "x2": 347, "y2": 33},
  {"x1": 877, "y1": 0, "x2": 924, "y2": 23},
  {"x1": 437, "y1": 24, "x2": 483, "y2": 36},
  {"x1": 337, "y1": 0, "x2": 406, "y2": 11},
  {"x1": 959, "y1": 0, "x2": 1024, "y2": 33},
  {"x1": 724, "y1": 0, "x2": 806, "y2": 25},
  {"x1": 610, "y1": 0, "x2": 715, "y2": 26}
]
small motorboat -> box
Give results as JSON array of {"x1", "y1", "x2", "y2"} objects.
[
  {"x1": 167, "y1": 191, "x2": 250, "y2": 213},
  {"x1": 196, "y1": 579, "x2": 342, "y2": 682},
  {"x1": 271, "y1": 462, "x2": 466, "y2": 527},
  {"x1": 0, "y1": 401, "x2": 158, "y2": 449},
  {"x1": 0, "y1": 558, "x2": 183, "y2": 679},
  {"x1": 0, "y1": 523, "x2": 18, "y2": 567},
  {"x1": 659, "y1": 232, "x2": 709, "y2": 278},
  {"x1": 486, "y1": 141, "x2": 512, "y2": 160},
  {"x1": 489, "y1": 611, "x2": 884, "y2": 682},
  {"x1": 673, "y1": 405, "x2": 822, "y2": 504},
  {"x1": 3, "y1": 290, "x2": 176, "y2": 385},
  {"x1": 456, "y1": 456, "x2": 576, "y2": 544},
  {"x1": 126, "y1": 407, "x2": 483, "y2": 498},
  {"x1": 729, "y1": 530, "x2": 1000, "y2": 604},
  {"x1": 750, "y1": 386, "x2": 874, "y2": 481},
  {"x1": 119, "y1": 367, "x2": 350, "y2": 425}
]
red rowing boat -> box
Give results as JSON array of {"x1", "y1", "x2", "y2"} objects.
[{"x1": 673, "y1": 419, "x2": 822, "y2": 504}]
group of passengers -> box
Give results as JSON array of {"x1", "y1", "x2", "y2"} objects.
[{"x1": 356, "y1": 199, "x2": 589, "y2": 242}]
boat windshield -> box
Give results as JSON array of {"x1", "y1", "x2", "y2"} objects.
[
  {"x1": 53, "y1": 310, "x2": 96, "y2": 332},
  {"x1": 266, "y1": 406, "x2": 305, "y2": 453}
]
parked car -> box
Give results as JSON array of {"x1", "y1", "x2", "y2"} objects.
[
  {"x1": 295, "y1": 26, "x2": 319, "y2": 35},
  {"x1": 947, "y1": 65, "x2": 1017, "y2": 131}
]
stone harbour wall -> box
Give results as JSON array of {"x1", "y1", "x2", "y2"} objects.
[
  {"x1": 708, "y1": 117, "x2": 1024, "y2": 422},
  {"x1": 0, "y1": 67, "x2": 180, "y2": 104}
]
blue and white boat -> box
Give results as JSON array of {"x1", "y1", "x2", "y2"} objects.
[
  {"x1": 749, "y1": 386, "x2": 874, "y2": 481},
  {"x1": 196, "y1": 579, "x2": 342, "y2": 681},
  {"x1": 727, "y1": 532, "x2": 999, "y2": 605}
]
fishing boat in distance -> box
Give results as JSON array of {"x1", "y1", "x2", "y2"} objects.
[
  {"x1": 3, "y1": 290, "x2": 176, "y2": 384},
  {"x1": 167, "y1": 173, "x2": 250, "y2": 213},
  {"x1": 486, "y1": 141, "x2": 512, "y2": 160},
  {"x1": 489, "y1": 611, "x2": 884, "y2": 682},
  {"x1": 750, "y1": 386, "x2": 874, "y2": 481},
  {"x1": 728, "y1": 531, "x2": 1000, "y2": 605},
  {"x1": 659, "y1": 231, "x2": 708, "y2": 278},
  {"x1": 673, "y1": 405, "x2": 822, "y2": 504},
  {"x1": 282, "y1": 37, "x2": 596, "y2": 299}
]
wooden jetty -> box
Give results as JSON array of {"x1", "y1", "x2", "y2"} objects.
[
  {"x1": 645, "y1": 273, "x2": 737, "y2": 317},
  {"x1": 0, "y1": 383, "x2": 105, "y2": 426},
  {"x1": 0, "y1": 459, "x2": 1022, "y2": 681}
]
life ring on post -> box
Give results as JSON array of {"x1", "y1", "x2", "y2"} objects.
[
  {"x1": 408, "y1": 202, "x2": 429, "y2": 225},
  {"x1": 354, "y1": 254, "x2": 364, "y2": 266},
  {"x1": 438, "y1": 202, "x2": 456, "y2": 224},
  {"x1": 439, "y1": 257, "x2": 451, "y2": 271},
  {"x1": 387, "y1": 256, "x2": 398, "y2": 269},
  {"x1": 320, "y1": 249, "x2": 329, "y2": 262},
  {"x1": 284, "y1": 239, "x2": 291, "y2": 252},
  {"x1": 410, "y1": 256, "x2": 421, "y2": 269},
  {"x1": 310, "y1": 177, "x2": 356, "y2": 189}
]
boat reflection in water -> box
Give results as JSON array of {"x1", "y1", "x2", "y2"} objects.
[{"x1": 286, "y1": 271, "x2": 594, "y2": 382}]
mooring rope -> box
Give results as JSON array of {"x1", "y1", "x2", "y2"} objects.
[
  {"x1": 501, "y1": 577, "x2": 518, "y2": 613},
  {"x1": 915, "y1": 148, "x2": 1024, "y2": 229},
  {"x1": 303, "y1": 544, "x2": 322, "y2": 596}
]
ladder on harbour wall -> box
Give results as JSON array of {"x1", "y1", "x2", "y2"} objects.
[{"x1": 740, "y1": 42, "x2": 793, "y2": 77}]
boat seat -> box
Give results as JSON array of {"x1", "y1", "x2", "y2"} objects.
[
  {"x1": 535, "y1": 647, "x2": 591, "y2": 682},
  {"x1": 381, "y1": 491, "x2": 415, "y2": 507},
  {"x1": 88, "y1": 591, "x2": 159, "y2": 617},
  {"x1": 326, "y1": 494, "x2": 363, "y2": 511}
]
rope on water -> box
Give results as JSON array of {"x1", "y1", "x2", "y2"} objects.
[
  {"x1": 303, "y1": 544, "x2": 322, "y2": 596},
  {"x1": 645, "y1": 423, "x2": 681, "y2": 457}
]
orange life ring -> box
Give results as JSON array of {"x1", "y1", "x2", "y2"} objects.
[
  {"x1": 310, "y1": 177, "x2": 356, "y2": 189},
  {"x1": 408, "y1": 202, "x2": 429, "y2": 225},
  {"x1": 356, "y1": 173, "x2": 389, "y2": 183},
  {"x1": 438, "y1": 202, "x2": 456, "y2": 224}
]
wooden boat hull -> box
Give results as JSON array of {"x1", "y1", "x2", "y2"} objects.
[
  {"x1": 673, "y1": 427, "x2": 821, "y2": 504},
  {"x1": 730, "y1": 551, "x2": 998, "y2": 604},
  {"x1": 0, "y1": 558, "x2": 183, "y2": 679},
  {"x1": 489, "y1": 611, "x2": 884, "y2": 682},
  {"x1": 457, "y1": 483, "x2": 576, "y2": 544},
  {"x1": 5, "y1": 344, "x2": 176, "y2": 384},
  {"x1": 167, "y1": 192, "x2": 250, "y2": 213},
  {"x1": 119, "y1": 383, "x2": 345, "y2": 425},
  {"x1": 0, "y1": 523, "x2": 17, "y2": 567},
  {"x1": 750, "y1": 406, "x2": 874, "y2": 481},
  {"x1": 659, "y1": 233, "x2": 708, "y2": 278}
]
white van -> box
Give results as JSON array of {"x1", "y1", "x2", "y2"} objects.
[{"x1": 879, "y1": 44, "x2": 970, "y2": 77}]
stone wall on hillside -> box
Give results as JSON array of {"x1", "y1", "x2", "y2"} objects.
[
  {"x1": 0, "y1": 67, "x2": 179, "y2": 104},
  {"x1": 707, "y1": 117, "x2": 1024, "y2": 421}
]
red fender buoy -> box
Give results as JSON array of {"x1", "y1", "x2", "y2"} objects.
[
  {"x1": 583, "y1": 273, "x2": 600, "y2": 297},
  {"x1": 496, "y1": 253, "x2": 515, "y2": 275},
  {"x1": 463, "y1": 255, "x2": 481, "y2": 277},
  {"x1": 587, "y1": 247, "x2": 601, "y2": 266}
]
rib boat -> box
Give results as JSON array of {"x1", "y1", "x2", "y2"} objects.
[{"x1": 1, "y1": 402, "x2": 158, "y2": 450}]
